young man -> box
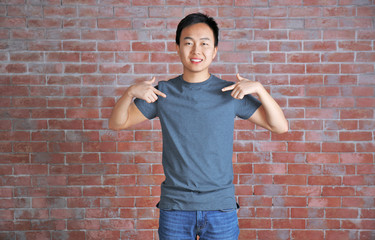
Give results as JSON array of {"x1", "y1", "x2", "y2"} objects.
[{"x1": 109, "y1": 13, "x2": 288, "y2": 240}]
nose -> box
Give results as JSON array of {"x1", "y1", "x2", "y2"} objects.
[{"x1": 192, "y1": 44, "x2": 201, "y2": 54}]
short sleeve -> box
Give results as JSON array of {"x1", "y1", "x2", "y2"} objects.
[
  {"x1": 235, "y1": 94, "x2": 262, "y2": 119},
  {"x1": 133, "y1": 98, "x2": 157, "y2": 119},
  {"x1": 133, "y1": 84, "x2": 159, "y2": 120}
]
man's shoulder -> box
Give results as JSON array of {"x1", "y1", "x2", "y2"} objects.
[
  {"x1": 211, "y1": 75, "x2": 234, "y2": 87},
  {"x1": 157, "y1": 75, "x2": 180, "y2": 87},
  {"x1": 160, "y1": 75, "x2": 180, "y2": 84}
]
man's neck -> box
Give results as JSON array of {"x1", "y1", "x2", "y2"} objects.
[{"x1": 182, "y1": 72, "x2": 211, "y2": 83}]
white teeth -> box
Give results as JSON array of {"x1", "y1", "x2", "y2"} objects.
[{"x1": 191, "y1": 59, "x2": 202, "y2": 62}]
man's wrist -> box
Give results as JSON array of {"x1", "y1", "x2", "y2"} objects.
[
  {"x1": 124, "y1": 86, "x2": 135, "y2": 99},
  {"x1": 254, "y1": 82, "x2": 266, "y2": 97}
]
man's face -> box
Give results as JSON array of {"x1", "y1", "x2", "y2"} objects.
[{"x1": 176, "y1": 23, "x2": 218, "y2": 77}]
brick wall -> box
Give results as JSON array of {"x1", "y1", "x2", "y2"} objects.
[{"x1": 1, "y1": 0, "x2": 374, "y2": 239}]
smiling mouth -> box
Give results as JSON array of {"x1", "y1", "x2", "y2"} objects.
[{"x1": 190, "y1": 58, "x2": 203, "y2": 63}]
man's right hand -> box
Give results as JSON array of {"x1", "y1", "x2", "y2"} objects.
[{"x1": 128, "y1": 77, "x2": 166, "y2": 103}]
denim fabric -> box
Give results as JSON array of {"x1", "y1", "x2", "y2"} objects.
[{"x1": 158, "y1": 209, "x2": 239, "y2": 240}]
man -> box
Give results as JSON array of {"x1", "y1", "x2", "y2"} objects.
[{"x1": 109, "y1": 13, "x2": 288, "y2": 240}]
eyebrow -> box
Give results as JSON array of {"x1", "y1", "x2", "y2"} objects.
[{"x1": 183, "y1": 37, "x2": 211, "y2": 41}]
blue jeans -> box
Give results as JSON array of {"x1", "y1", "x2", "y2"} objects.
[{"x1": 158, "y1": 209, "x2": 239, "y2": 240}]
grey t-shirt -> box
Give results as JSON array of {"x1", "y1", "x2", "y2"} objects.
[{"x1": 134, "y1": 74, "x2": 261, "y2": 211}]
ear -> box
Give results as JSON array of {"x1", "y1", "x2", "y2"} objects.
[
  {"x1": 212, "y1": 46, "x2": 218, "y2": 59},
  {"x1": 175, "y1": 43, "x2": 181, "y2": 57}
]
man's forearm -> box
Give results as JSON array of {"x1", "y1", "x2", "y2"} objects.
[
  {"x1": 256, "y1": 85, "x2": 288, "y2": 134},
  {"x1": 109, "y1": 89, "x2": 133, "y2": 130}
]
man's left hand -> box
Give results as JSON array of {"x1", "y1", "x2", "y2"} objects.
[{"x1": 221, "y1": 73, "x2": 261, "y2": 99}]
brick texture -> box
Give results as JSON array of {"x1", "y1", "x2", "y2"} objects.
[{"x1": 0, "y1": 0, "x2": 374, "y2": 239}]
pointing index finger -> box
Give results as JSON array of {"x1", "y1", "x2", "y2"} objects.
[
  {"x1": 154, "y1": 88, "x2": 166, "y2": 98},
  {"x1": 222, "y1": 84, "x2": 236, "y2": 92}
]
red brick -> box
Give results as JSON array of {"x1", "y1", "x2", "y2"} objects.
[
  {"x1": 67, "y1": 219, "x2": 100, "y2": 230},
  {"x1": 357, "y1": 98, "x2": 375, "y2": 108},
  {"x1": 322, "y1": 187, "x2": 356, "y2": 196},
  {"x1": 308, "y1": 198, "x2": 341, "y2": 208},
  {"x1": 103, "y1": 175, "x2": 136, "y2": 186},
  {"x1": 230, "y1": 140, "x2": 252, "y2": 152},
  {"x1": 306, "y1": 153, "x2": 339, "y2": 164},
  {"x1": 237, "y1": 63, "x2": 270, "y2": 74},
  {"x1": 117, "y1": 142, "x2": 152, "y2": 152},
  {"x1": 98, "y1": 19, "x2": 131, "y2": 29},
  {"x1": 49, "y1": 120, "x2": 82, "y2": 129},
  {"x1": 324, "y1": 30, "x2": 356, "y2": 40},
  {"x1": 83, "y1": 187, "x2": 116, "y2": 196},
  {"x1": 306, "y1": 18, "x2": 338, "y2": 28},
  {"x1": 32, "y1": 197, "x2": 66, "y2": 208},
  {"x1": 86, "y1": 230, "x2": 120, "y2": 239},
  {"x1": 86, "y1": 208, "x2": 119, "y2": 218},
  {"x1": 289, "y1": 30, "x2": 320, "y2": 40},
  {"x1": 118, "y1": 165, "x2": 151, "y2": 174},
  {"x1": 44, "y1": 6, "x2": 76, "y2": 17},
  {"x1": 1, "y1": 176, "x2": 31, "y2": 186},
  {"x1": 254, "y1": 30, "x2": 288, "y2": 40},
  {"x1": 117, "y1": 186, "x2": 150, "y2": 196},
  {"x1": 27, "y1": 18, "x2": 60, "y2": 28},
  {"x1": 31, "y1": 153, "x2": 65, "y2": 164},
  {"x1": 137, "y1": 175, "x2": 164, "y2": 186},
  {"x1": 65, "y1": 64, "x2": 97, "y2": 74},
  {"x1": 239, "y1": 219, "x2": 271, "y2": 229},
  {"x1": 13, "y1": 142, "x2": 47, "y2": 153},
  {"x1": 342, "y1": 220, "x2": 375, "y2": 230},
  {"x1": 49, "y1": 165, "x2": 82, "y2": 175},
  {"x1": 0, "y1": 63, "x2": 27, "y2": 73},
  {"x1": 342, "y1": 64, "x2": 374, "y2": 74},
  {"x1": 135, "y1": 197, "x2": 160, "y2": 208},
  {"x1": 10, "y1": 52, "x2": 42, "y2": 62},
  {"x1": 82, "y1": 52, "x2": 114, "y2": 62},
  {"x1": 322, "y1": 52, "x2": 355, "y2": 62},
  {"x1": 0, "y1": 16, "x2": 26, "y2": 27},
  {"x1": 14, "y1": 165, "x2": 48, "y2": 175},
  {"x1": 101, "y1": 219, "x2": 135, "y2": 230},
  {"x1": 340, "y1": 131, "x2": 372, "y2": 141},
  {"x1": 101, "y1": 197, "x2": 135, "y2": 208},
  {"x1": 326, "y1": 230, "x2": 359, "y2": 240},
  {"x1": 14, "y1": 209, "x2": 49, "y2": 219},
  {"x1": 48, "y1": 187, "x2": 81, "y2": 197},
  {"x1": 358, "y1": 29, "x2": 375, "y2": 39},
  {"x1": 322, "y1": 142, "x2": 355, "y2": 152},
  {"x1": 288, "y1": 164, "x2": 322, "y2": 175},
  {"x1": 67, "y1": 176, "x2": 101, "y2": 185},
  {"x1": 236, "y1": 130, "x2": 270, "y2": 141},
  {"x1": 63, "y1": 41, "x2": 96, "y2": 51},
  {"x1": 269, "y1": 0, "x2": 303, "y2": 6},
  {"x1": 254, "y1": 142, "x2": 287, "y2": 152},
  {"x1": 292, "y1": 230, "x2": 324, "y2": 240},
  {"x1": 269, "y1": 42, "x2": 302, "y2": 53},
  {"x1": 273, "y1": 64, "x2": 305, "y2": 74},
  {"x1": 52, "y1": 231, "x2": 86, "y2": 240},
  {"x1": 304, "y1": 41, "x2": 337, "y2": 51},
  {"x1": 84, "y1": 164, "x2": 117, "y2": 174},
  {"x1": 356, "y1": 187, "x2": 375, "y2": 196},
  {"x1": 273, "y1": 219, "x2": 305, "y2": 229}
]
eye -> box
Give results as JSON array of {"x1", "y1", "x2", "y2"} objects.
[{"x1": 185, "y1": 42, "x2": 193, "y2": 46}]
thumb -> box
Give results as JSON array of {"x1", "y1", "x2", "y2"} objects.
[
  {"x1": 236, "y1": 73, "x2": 245, "y2": 81},
  {"x1": 146, "y1": 76, "x2": 155, "y2": 84}
]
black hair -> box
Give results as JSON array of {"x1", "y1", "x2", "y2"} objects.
[{"x1": 175, "y1": 12, "x2": 219, "y2": 47}]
